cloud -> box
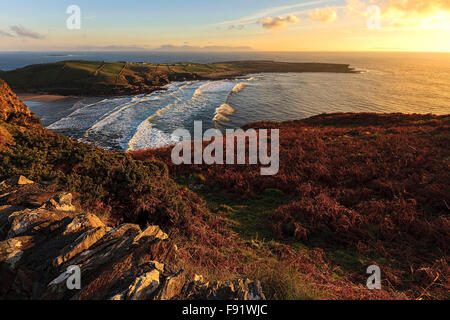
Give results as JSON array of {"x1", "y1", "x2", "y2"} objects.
[
  {"x1": 346, "y1": 0, "x2": 450, "y2": 16},
  {"x1": 309, "y1": 6, "x2": 338, "y2": 22},
  {"x1": 228, "y1": 25, "x2": 245, "y2": 30},
  {"x1": 386, "y1": 0, "x2": 450, "y2": 29},
  {"x1": 386, "y1": 0, "x2": 450, "y2": 14},
  {"x1": 259, "y1": 14, "x2": 300, "y2": 30},
  {"x1": 345, "y1": 0, "x2": 450, "y2": 29},
  {"x1": 0, "y1": 30, "x2": 14, "y2": 38},
  {"x1": 10, "y1": 25, "x2": 45, "y2": 39},
  {"x1": 345, "y1": 0, "x2": 371, "y2": 17}
]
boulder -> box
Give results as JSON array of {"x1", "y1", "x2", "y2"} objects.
[
  {"x1": 0, "y1": 176, "x2": 34, "y2": 188},
  {"x1": 41, "y1": 193, "x2": 76, "y2": 212},
  {"x1": 103, "y1": 224, "x2": 141, "y2": 242},
  {"x1": 7, "y1": 208, "x2": 72, "y2": 239},
  {"x1": 61, "y1": 213, "x2": 105, "y2": 236},
  {"x1": 155, "y1": 270, "x2": 186, "y2": 300},
  {"x1": 53, "y1": 227, "x2": 108, "y2": 266},
  {"x1": 134, "y1": 225, "x2": 168, "y2": 243},
  {"x1": 126, "y1": 269, "x2": 161, "y2": 300}
]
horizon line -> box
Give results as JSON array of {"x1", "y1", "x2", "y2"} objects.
[{"x1": 0, "y1": 50, "x2": 450, "y2": 54}]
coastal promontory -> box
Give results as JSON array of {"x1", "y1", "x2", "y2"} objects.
[{"x1": 0, "y1": 60, "x2": 355, "y2": 96}]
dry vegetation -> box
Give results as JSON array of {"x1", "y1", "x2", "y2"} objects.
[{"x1": 132, "y1": 113, "x2": 450, "y2": 300}]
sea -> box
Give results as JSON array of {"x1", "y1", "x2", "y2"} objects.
[{"x1": 0, "y1": 51, "x2": 449, "y2": 151}]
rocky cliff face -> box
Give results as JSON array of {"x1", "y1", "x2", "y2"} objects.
[
  {"x1": 0, "y1": 80, "x2": 30, "y2": 121},
  {"x1": 0, "y1": 177, "x2": 265, "y2": 300}
]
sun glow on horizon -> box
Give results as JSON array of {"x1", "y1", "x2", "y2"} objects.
[{"x1": 0, "y1": 0, "x2": 449, "y2": 52}]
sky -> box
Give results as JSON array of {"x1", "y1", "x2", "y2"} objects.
[{"x1": 0, "y1": 0, "x2": 449, "y2": 52}]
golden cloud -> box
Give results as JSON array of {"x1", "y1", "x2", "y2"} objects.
[
  {"x1": 386, "y1": 0, "x2": 450, "y2": 14},
  {"x1": 346, "y1": 0, "x2": 450, "y2": 29},
  {"x1": 309, "y1": 6, "x2": 338, "y2": 22},
  {"x1": 259, "y1": 14, "x2": 300, "y2": 30},
  {"x1": 385, "y1": 0, "x2": 450, "y2": 29}
]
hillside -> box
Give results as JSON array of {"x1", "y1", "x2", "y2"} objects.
[
  {"x1": 0, "y1": 60, "x2": 355, "y2": 96},
  {"x1": 0, "y1": 79, "x2": 448, "y2": 300},
  {"x1": 133, "y1": 113, "x2": 450, "y2": 300}
]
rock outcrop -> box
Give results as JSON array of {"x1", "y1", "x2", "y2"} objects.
[
  {"x1": 0, "y1": 80, "x2": 35, "y2": 124},
  {"x1": 41, "y1": 193, "x2": 76, "y2": 212},
  {"x1": 0, "y1": 176, "x2": 34, "y2": 188},
  {"x1": 0, "y1": 178, "x2": 265, "y2": 300}
]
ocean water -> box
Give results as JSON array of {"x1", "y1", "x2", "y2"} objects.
[{"x1": 1, "y1": 51, "x2": 449, "y2": 150}]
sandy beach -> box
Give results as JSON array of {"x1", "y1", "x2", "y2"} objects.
[
  {"x1": 18, "y1": 94, "x2": 69, "y2": 102},
  {"x1": 18, "y1": 94, "x2": 90, "y2": 127}
]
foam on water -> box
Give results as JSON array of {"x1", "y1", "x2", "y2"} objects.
[
  {"x1": 213, "y1": 103, "x2": 235, "y2": 122},
  {"x1": 72, "y1": 79, "x2": 232, "y2": 150},
  {"x1": 193, "y1": 80, "x2": 237, "y2": 98},
  {"x1": 231, "y1": 82, "x2": 248, "y2": 94},
  {"x1": 81, "y1": 94, "x2": 158, "y2": 138},
  {"x1": 127, "y1": 118, "x2": 180, "y2": 151},
  {"x1": 47, "y1": 97, "x2": 129, "y2": 131},
  {"x1": 126, "y1": 78, "x2": 254, "y2": 150},
  {"x1": 45, "y1": 76, "x2": 259, "y2": 150},
  {"x1": 49, "y1": 81, "x2": 189, "y2": 134},
  {"x1": 78, "y1": 82, "x2": 194, "y2": 150}
]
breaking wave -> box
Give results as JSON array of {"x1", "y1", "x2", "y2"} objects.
[
  {"x1": 127, "y1": 118, "x2": 180, "y2": 151},
  {"x1": 213, "y1": 103, "x2": 235, "y2": 122},
  {"x1": 193, "y1": 81, "x2": 238, "y2": 99},
  {"x1": 80, "y1": 94, "x2": 157, "y2": 141},
  {"x1": 211, "y1": 78, "x2": 253, "y2": 124},
  {"x1": 231, "y1": 82, "x2": 248, "y2": 94}
]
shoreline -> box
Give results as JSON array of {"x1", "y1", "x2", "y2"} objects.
[{"x1": 19, "y1": 94, "x2": 72, "y2": 103}]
